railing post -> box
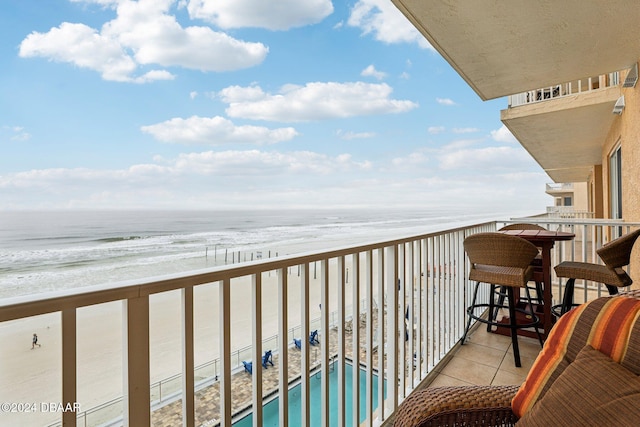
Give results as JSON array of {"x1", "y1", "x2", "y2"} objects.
[
  {"x1": 351, "y1": 253, "x2": 360, "y2": 427},
  {"x1": 386, "y1": 245, "x2": 398, "y2": 414},
  {"x1": 61, "y1": 308, "x2": 77, "y2": 427},
  {"x1": 300, "y1": 264, "x2": 310, "y2": 427},
  {"x1": 277, "y1": 268, "x2": 289, "y2": 427},
  {"x1": 321, "y1": 259, "x2": 330, "y2": 427},
  {"x1": 123, "y1": 296, "x2": 150, "y2": 427},
  {"x1": 251, "y1": 273, "x2": 263, "y2": 427},
  {"x1": 219, "y1": 279, "x2": 232, "y2": 426},
  {"x1": 337, "y1": 256, "x2": 346, "y2": 427},
  {"x1": 182, "y1": 287, "x2": 195, "y2": 427}
]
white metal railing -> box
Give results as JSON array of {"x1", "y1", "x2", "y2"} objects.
[
  {"x1": 508, "y1": 71, "x2": 621, "y2": 107},
  {"x1": 545, "y1": 206, "x2": 594, "y2": 219},
  {"x1": 545, "y1": 183, "x2": 574, "y2": 192},
  {"x1": 2, "y1": 218, "x2": 639, "y2": 426}
]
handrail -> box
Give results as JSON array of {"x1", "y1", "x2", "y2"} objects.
[
  {"x1": 7, "y1": 217, "x2": 640, "y2": 427},
  {"x1": 0, "y1": 220, "x2": 496, "y2": 321}
]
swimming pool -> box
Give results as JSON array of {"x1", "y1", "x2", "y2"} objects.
[{"x1": 233, "y1": 362, "x2": 386, "y2": 426}]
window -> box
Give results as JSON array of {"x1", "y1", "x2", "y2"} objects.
[
  {"x1": 563, "y1": 196, "x2": 573, "y2": 207},
  {"x1": 609, "y1": 145, "x2": 622, "y2": 236}
]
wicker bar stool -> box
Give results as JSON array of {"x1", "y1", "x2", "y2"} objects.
[
  {"x1": 462, "y1": 232, "x2": 543, "y2": 367},
  {"x1": 492, "y1": 224, "x2": 547, "y2": 320},
  {"x1": 553, "y1": 228, "x2": 640, "y2": 316}
]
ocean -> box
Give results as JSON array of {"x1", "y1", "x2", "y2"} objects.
[{"x1": 0, "y1": 208, "x2": 505, "y2": 299}]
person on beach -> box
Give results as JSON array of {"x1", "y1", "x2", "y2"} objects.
[{"x1": 32, "y1": 333, "x2": 41, "y2": 349}]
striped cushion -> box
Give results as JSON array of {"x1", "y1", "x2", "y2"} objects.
[
  {"x1": 512, "y1": 295, "x2": 640, "y2": 418},
  {"x1": 515, "y1": 345, "x2": 640, "y2": 426}
]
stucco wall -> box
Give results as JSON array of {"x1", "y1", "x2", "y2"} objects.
[{"x1": 602, "y1": 64, "x2": 640, "y2": 284}]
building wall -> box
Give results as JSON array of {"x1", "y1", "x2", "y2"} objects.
[
  {"x1": 601, "y1": 64, "x2": 640, "y2": 223},
  {"x1": 601, "y1": 63, "x2": 640, "y2": 284}
]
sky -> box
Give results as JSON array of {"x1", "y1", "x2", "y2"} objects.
[{"x1": 0, "y1": 0, "x2": 552, "y2": 213}]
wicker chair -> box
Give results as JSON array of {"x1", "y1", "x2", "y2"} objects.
[
  {"x1": 393, "y1": 291, "x2": 640, "y2": 427},
  {"x1": 462, "y1": 232, "x2": 543, "y2": 368},
  {"x1": 495, "y1": 224, "x2": 546, "y2": 310},
  {"x1": 553, "y1": 228, "x2": 640, "y2": 316}
]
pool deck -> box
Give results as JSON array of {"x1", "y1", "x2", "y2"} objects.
[{"x1": 150, "y1": 318, "x2": 541, "y2": 426}]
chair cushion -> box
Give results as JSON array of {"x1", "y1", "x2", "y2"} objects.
[
  {"x1": 515, "y1": 345, "x2": 640, "y2": 426},
  {"x1": 512, "y1": 295, "x2": 640, "y2": 418},
  {"x1": 554, "y1": 261, "x2": 631, "y2": 287},
  {"x1": 469, "y1": 264, "x2": 533, "y2": 288}
]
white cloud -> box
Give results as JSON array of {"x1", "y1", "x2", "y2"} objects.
[
  {"x1": 392, "y1": 151, "x2": 428, "y2": 166},
  {"x1": 186, "y1": 0, "x2": 333, "y2": 30},
  {"x1": 140, "y1": 116, "x2": 299, "y2": 145},
  {"x1": 19, "y1": 0, "x2": 268, "y2": 82},
  {"x1": 361, "y1": 64, "x2": 386, "y2": 80},
  {"x1": 453, "y1": 127, "x2": 479, "y2": 134},
  {"x1": 336, "y1": 130, "x2": 376, "y2": 140},
  {"x1": 438, "y1": 146, "x2": 531, "y2": 171},
  {"x1": 347, "y1": 0, "x2": 432, "y2": 49},
  {"x1": 189, "y1": 91, "x2": 198, "y2": 99},
  {"x1": 0, "y1": 145, "x2": 547, "y2": 210},
  {"x1": 220, "y1": 82, "x2": 418, "y2": 122},
  {"x1": 491, "y1": 125, "x2": 518, "y2": 143},
  {"x1": 436, "y1": 98, "x2": 456, "y2": 106},
  {"x1": 428, "y1": 126, "x2": 445, "y2": 134},
  {"x1": 2, "y1": 126, "x2": 31, "y2": 142}
]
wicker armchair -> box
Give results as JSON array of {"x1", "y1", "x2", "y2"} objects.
[
  {"x1": 393, "y1": 291, "x2": 640, "y2": 427},
  {"x1": 393, "y1": 385, "x2": 520, "y2": 427}
]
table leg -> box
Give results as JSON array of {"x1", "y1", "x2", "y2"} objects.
[{"x1": 541, "y1": 242, "x2": 553, "y2": 338}]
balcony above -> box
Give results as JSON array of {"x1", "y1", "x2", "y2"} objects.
[
  {"x1": 391, "y1": 0, "x2": 640, "y2": 101},
  {"x1": 500, "y1": 80, "x2": 620, "y2": 183},
  {"x1": 546, "y1": 183, "x2": 574, "y2": 197}
]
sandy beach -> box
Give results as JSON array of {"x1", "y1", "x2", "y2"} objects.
[{"x1": 0, "y1": 258, "x2": 370, "y2": 426}]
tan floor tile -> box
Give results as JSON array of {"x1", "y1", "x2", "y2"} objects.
[
  {"x1": 464, "y1": 329, "x2": 512, "y2": 352},
  {"x1": 454, "y1": 341, "x2": 508, "y2": 369},
  {"x1": 428, "y1": 373, "x2": 475, "y2": 387},
  {"x1": 439, "y1": 356, "x2": 498, "y2": 385},
  {"x1": 499, "y1": 352, "x2": 537, "y2": 374},
  {"x1": 491, "y1": 368, "x2": 527, "y2": 386}
]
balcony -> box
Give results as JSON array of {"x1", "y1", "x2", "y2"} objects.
[
  {"x1": 507, "y1": 72, "x2": 621, "y2": 108},
  {"x1": 501, "y1": 71, "x2": 623, "y2": 183},
  {"x1": 1, "y1": 218, "x2": 638, "y2": 426}
]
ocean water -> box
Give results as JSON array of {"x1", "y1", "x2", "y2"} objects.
[{"x1": 0, "y1": 208, "x2": 499, "y2": 299}]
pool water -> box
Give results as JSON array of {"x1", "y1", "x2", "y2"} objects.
[{"x1": 233, "y1": 362, "x2": 386, "y2": 426}]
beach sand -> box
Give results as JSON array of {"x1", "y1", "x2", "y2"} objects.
[{"x1": 0, "y1": 258, "x2": 370, "y2": 426}]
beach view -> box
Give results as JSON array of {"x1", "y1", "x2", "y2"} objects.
[{"x1": 0, "y1": 1, "x2": 595, "y2": 426}]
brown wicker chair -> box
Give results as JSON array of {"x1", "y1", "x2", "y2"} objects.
[
  {"x1": 496, "y1": 224, "x2": 546, "y2": 310},
  {"x1": 553, "y1": 228, "x2": 640, "y2": 316},
  {"x1": 392, "y1": 385, "x2": 520, "y2": 427},
  {"x1": 462, "y1": 232, "x2": 543, "y2": 367},
  {"x1": 393, "y1": 291, "x2": 640, "y2": 427}
]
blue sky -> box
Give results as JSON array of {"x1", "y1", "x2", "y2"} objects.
[{"x1": 1, "y1": 0, "x2": 551, "y2": 212}]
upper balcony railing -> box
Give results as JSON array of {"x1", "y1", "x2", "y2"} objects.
[
  {"x1": 508, "y1": 71, "x2": 621, "y2": 108},
  {"x1": 1, "y1": 218, "x2": 639, "y2": 426},
  {"x1": 545, "y1": 183, "x2": 574, "y2": 193}
]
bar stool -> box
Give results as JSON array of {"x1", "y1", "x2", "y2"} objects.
[
  {"x1": 554, "y1": 229, "x2": 640, "y2": 317},
  {"x1": 492, "y1": 224, "x2": 547, "y2": 325},
  {"x1": 462, "y1": 232, "x2": 543, "y2": 367}
]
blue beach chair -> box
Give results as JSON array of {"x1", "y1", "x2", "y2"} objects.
[
  {"x1": 242, "y1": 361, "x2": 252, "y2": 374},
  {"x1": 293, "y1": 338, "x2": 302, "y2": 349},
  {"x1": 262, "y1": 350, "x2": 274, "y2": 368},
  {"x1": 309, "y1": 330, "x2": 320, "y2": 345}
]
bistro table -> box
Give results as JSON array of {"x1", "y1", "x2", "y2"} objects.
[{"x1": 498, "y1": 229, "x2": 575, "y2": 338}]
